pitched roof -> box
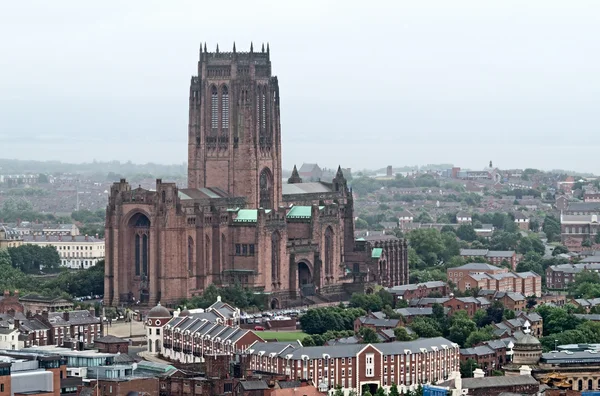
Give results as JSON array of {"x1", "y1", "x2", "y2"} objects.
[
  {"x1": 239, "y1": 380, "x2": 269, "y2": 390},
  {"x1": 282, "y1": 182, "x2": 332, "y2": 195},
  {"x1": 462, "y1": 375, "x2": 538, "y2": 389},
  {"x1": 455, "y1": 263, "x2": 501, "y2": 271},
  {"x1": 460, "y1": 249, "x2": 489, "y2": 256},
  {"x1": 371, "y1": 248, "x2": 383, "y2": 259}
]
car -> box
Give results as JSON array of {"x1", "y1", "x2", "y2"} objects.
[{"x1": 254, "y1": 326, "x2": 265, "y2": 331}]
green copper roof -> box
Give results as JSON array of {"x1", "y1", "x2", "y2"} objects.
[
  {"x1": 178, "y1": 191, "x2": 192, "y2": 200},
  {"x1": 234, "y1": 209, "x2": 258, "y2": 223},
  {"x1": 356, "y1": 237, "x2": 365, "y2": 241},
  {"x1": 371, "y1": 248, "x2": 383, "y2": 258},
  {"x1": 287, "y1": 206, "x2": 312, "y2": 219}
]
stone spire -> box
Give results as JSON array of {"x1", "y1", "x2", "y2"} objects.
[{"x1": 288, "y1": 165, "x2": 302, "y2": 184}]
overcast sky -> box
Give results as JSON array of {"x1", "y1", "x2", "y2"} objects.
[{"x1": 1, "y1": 1, "x2": 599, "y2": 173}]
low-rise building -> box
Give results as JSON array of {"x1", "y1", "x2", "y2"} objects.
[
  {"x1": 0, "y1": 225, "x2": 23, "y2": 249},
  {"x1": 386, "y1": 281, "x2": 448, "y2": 303},
  {"x1": 442, "y1": 297, "x2": 490, "y2": 317},
  {"x1": 513, "y1": 212, "x2": 530, "y2": 231},
  {"x1": 22, "y1": 234, "x2": 104, "y2": 270},
  {"x1": 35, "y1": 310, "x2": 102, "y2": 346},
  {"x1": 546, "y1": 263, "x2": 600, "y2": 289},
  {"x1": 449, "y1": 264, "x2": 541, "y2": 297},
  {"x1": 459, "y1": 249, "x2": 519, "y2": 270},
  {"x1": 245, "y1": 337, "x2": 460, "y2": 394},
  {"x1": 353, "y1": 316, "x2": 402, "y2": 334},
  {"x1": 19, "y1": 294, "x2": 74, "y2": 315}
]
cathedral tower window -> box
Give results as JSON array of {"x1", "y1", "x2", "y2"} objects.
[
  {"x1": 211, "y1": 85, "x2": 218, "y2": 131},
  {"x1": 188, "y1": 236, "x2": 194, "y2": 273},
  {"x1": 221, "y1": 86, "x2": 229, "y2": 130},
  {"x1": 324, "y1": 227, "x2": 334, "y2": 276},
  {"x1": 259, "y1": 168, "x2": 273, "y2": 209},
  {"x1": 261, "y1": 87, "x2": 266, "y2": 130},
  {"x1": 271, "y1": 232, "x2": 281, "y2": 282}
]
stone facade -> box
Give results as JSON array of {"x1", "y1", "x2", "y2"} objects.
[{"x1": 104, "y1": 44, "x2": 408, "y2": 307}]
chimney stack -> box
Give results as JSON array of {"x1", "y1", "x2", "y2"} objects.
[
  {"x1": 63, "y1": 311, "x2": 70, "y2": 322},
  {"x1": 473, "y1": 368, "x2": 485, "y2": 378}
]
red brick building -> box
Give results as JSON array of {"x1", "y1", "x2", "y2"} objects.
[
  {"x1": 162, "y1": 298, "x2": 264, "y2": 364},
  {"x1": 386, "y1": 281, "x2": 448, "y2": 303},
  {"x1": 104, "y1": 44, "x2": 409, "y2": 308},
  {"x1": 245, "y1": 337, "x2": 460, "y2": 394},
  {"x1": 94, "y1": 335, "x2": 129, "y2": 354},
  {"x1": 448, "y1": 264, "x2": 542, "y2": 297},
  {"x1": 35, "y1": 310, "x2": 102, "y2": 347}
]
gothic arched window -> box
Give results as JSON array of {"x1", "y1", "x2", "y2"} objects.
[
  {"x1": 271, "y1": 232, "x2": 280, "y2": 282},
  {"x1": 325, "y1": 227, "x2": 334, "y2": 276},
  {"x1": 211, "y1": 85, "x2": 218, "y2": 130},
  {"x1": 221, "y1": 86, "x2": 229, "y2": 130},
  {"x1": 188, "y1": 236, "x2": 194, "y2": 273},
  {"x1": 259, "y1": 168, "x2": 273, "y2": 209},
  {"x1": 261, "y1": 86, "x2": 266, "y2": 130}
]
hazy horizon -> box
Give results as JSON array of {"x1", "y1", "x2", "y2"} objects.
[{"x1": 2, "y1": 1, "x2": 600, "y2": 173}]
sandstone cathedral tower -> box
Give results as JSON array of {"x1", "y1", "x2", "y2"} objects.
[{"x1": 104, "y1": 43, "x2": 408, "y2": 308}]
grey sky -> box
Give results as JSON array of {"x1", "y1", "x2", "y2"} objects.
[{"x1": 1, "y1": 1, "x2": 599, "y2": 173}]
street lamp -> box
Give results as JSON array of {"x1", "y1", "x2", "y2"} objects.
[{"x1": 554, "y1": 339, "x2": 558, "y2": 351}]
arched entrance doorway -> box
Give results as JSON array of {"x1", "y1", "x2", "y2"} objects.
[
  {"x1": 127, "y1": 213, "x2": 151, "y2": 304},
  {"x1": 270, "y1": 298, "x2": 280, "y2": 310},
  {"x1": 298, "y1": 262, "x2": 314, "y2": 296}
]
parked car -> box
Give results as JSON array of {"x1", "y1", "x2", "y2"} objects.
[{"x1": 254, "y1": 326, "x2": 265, "y2": 331}]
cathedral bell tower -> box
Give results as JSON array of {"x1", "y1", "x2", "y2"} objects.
[{"x1": 187, "y1": 42, "x2": 282, "y2": 209}]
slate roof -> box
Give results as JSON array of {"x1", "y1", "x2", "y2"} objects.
[
  {"x1": 566, "y1": 202, "x2": 600, "y2": 212},
  {"x1": 487, "y1": 250, "x2": 515, "y2": 258},
  {"x1": 460, "y1": 345, "x2": 494, "y2": 357},
  {"x1": 46, "y1": 310, "x2": 100, "y2": 326},
  {"x1": 386, "y1": 281, "x2": 446, "y2": 295},
  {"x1": 282, "y1": 182, "x2": 331, "y2": 195},
  {"x1": 454, "y1": 263, "x2": 501, "y2": 271},
  {"x1": 357, "y1": 317, "x2": 401, "y2": 328},
  {"x1": 178, "y1": 187, "x2": 229, "y2": 200},
  {"x1": 460, "y1": 249, "x2": 489, "y2": 256},
  {"x1": 249, "y1": 338, "x2": 456, "y2": 359},
  {"x1": 95, "y1": 335, "x2": 127, "y2": 344},
  {"x1": 239, "y1": 380, "x2": 269, "y2": 390},
  {"x1": 462, "y1": 375, "x2": 538, "y2": 389}
]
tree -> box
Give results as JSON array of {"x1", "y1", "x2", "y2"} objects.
[
  {"x1": 465, "y1": 326, "x2": 495, "y2": 347},
  {"x1": 350, "y1": 293, "x2": 385, "y2": 312},
  {"x1": 389, "y1": 383, "x2": 400, "y2": 396},
  {"x1": 552, "y1": 245, "x2": 569, "y2": 256},
  {"x1": 359, "y1": 327, "x2": 380, "y2": 344},
  {"x1": 456, "y1": 224, "x2": 477, "y2": 242},
  {"x1": 582, "y1": 238, "x2": 592, "y2": 248},
  {"x1": 333, "y1": 386, "x2": 345, "y2": 396},
  {"x1": 393, "y1": 327, "x2": 414, "y2": 341},
  {"x1": 447, "y1": 311, "x2": 477, "y2": 346},
  {"x1": 408, "y1": 229, "x2": 445, "y2": 267},
  {"x1": 410, "y1": 317, "x2": 442, "y2": 338},
  {"x1": 7, "y1": 244, "x2": 61, "y2": 274},
  {"x1": 460, "y1": 358, "x2": 479, "y2": 378},
  {"x1": 440, "y1": 232, "x2": 460, "y2": 262},
  {"x1": 355, "y1": 218, "x2": 369, "y2": 230},
  {"x1": 543, "y1": 215, "x2": 561, "y2": 242},
  {"x1": 299, "y1": 306, "x2": 365, "y2": 335},
  {"x1": 596, "y1": 232, "x2": 600, "y2": 245},
  {"x1": 375, "y1": 386, "x2": 387, "y2": 396}
]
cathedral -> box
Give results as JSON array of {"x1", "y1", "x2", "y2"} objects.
[{"x1": 103, "y1": 43, "x2": 408, "y2": 308}]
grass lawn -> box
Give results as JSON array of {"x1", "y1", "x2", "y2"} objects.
[{"x1": 258, "y1": 331, "x2": 308, "y2": 341}]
